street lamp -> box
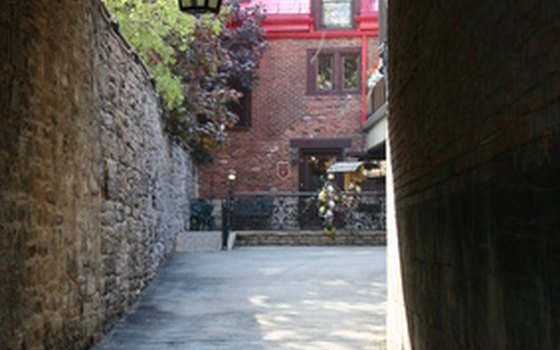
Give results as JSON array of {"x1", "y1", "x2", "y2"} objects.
[
  {"x1": 228, "y1": 169, "x2": 237, "y2": 182},
  {"x1": 222, "y1": 169, "x2": 236, "y2": 249},
  {"x1": 178, "y1": 0, "x2": 222, "y2": 14}
]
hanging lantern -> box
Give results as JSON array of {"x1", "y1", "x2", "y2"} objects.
[{"x1": 178, "y1": 0, "x2": 222, "y2": 14}]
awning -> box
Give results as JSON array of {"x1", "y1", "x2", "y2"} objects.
[{"x1": 327, "y1": 161, "x2": 363, "y2": 173}]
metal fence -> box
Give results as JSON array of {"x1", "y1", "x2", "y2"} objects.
[{"x1": 230, "y1": 191, "x2": 386, "y2": 231}]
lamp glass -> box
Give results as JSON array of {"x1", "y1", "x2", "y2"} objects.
[{"x1": 228, "y1": 169, "x2": 237, "y2": 181}]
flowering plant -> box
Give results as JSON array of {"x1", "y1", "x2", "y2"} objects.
[
  {"x1": 317, "y1": 178, "x2": 339, "y2": 238},
  {"x1": 317, "y1": 175, "x2": 363, "y2": 238}
]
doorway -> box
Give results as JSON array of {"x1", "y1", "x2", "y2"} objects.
[
  {"x1": 298, "y1": 149, "x2": 341, "y2": 191},
  {"x1": 297, "y1": 149, "x2": 342, "y2": 229}
]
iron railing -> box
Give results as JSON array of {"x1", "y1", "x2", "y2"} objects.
[{"x1": 230, "y1": 191, "x2": 386, "y2": 231}]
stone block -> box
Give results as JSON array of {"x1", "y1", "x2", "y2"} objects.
[{"x1": 175, "y1": 231, "x2": 223, "y2": 253}]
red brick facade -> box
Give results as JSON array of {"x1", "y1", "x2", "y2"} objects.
[
  {"x1": 198, "y1": 0, "x2": 379, "y2": 198},
  {"x1": 199, "y1": 36, "x2": 378, "y2": 198}
]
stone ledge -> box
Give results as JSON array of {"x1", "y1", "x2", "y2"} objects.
[
  {"x1": 235, "y1": 230, "x2": 386, "y2": 247},
  {"x1": 175, "y1": 231, "x2": 223, "y2": 252}
]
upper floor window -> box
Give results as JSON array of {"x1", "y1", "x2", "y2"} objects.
[
  {"x1": 317, "y1": 55, "x2": 334, "y2": 91},
  {"x1": 342, "y1": 55, "x2": 359, "y2": 89},
  {"x1": 228, "y1": 79, "x2": 252, "y2": 130},
  {"x1": 315, "y1": 0, "x2": 356, "y2": 29},
  {"x1": 307, "y1": 48, "x2": 361, "y2": 95}
]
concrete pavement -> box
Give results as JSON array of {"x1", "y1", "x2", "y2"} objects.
[{"x1": 92, "y1": 247, "x2": 386, "y2": 350}]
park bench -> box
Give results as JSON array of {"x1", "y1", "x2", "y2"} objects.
[{"x1": 190, "y1": 199, "x2": 215, "y2": 230}]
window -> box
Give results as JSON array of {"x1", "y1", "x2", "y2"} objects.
[
  {"x1": 314, "y1": 0, "x2": 356, "y2": 30},
  {"x1": 317, "y1": 55, "x2": 334, "y2": 91},
  {"x1": 228, "y1": 83, "x2": 252, "y2": 130},
  {"x1": 343, "y1": 55, "x2": 359, "y2": 90},
  {"x1": 307, "y1": 49, "x2": 361, "y2": 95}
]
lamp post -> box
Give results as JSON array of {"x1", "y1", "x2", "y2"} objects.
[
  {"x1": 222, "y1": 169, "x2": 236, "y2": 249},
  {"x1": 178, "y1": 0, "x2": 222, "y2": 14}
]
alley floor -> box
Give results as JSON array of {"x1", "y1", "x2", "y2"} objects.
[{"x1": 92, "y1": 247, "x2": 387, "y2": 350}]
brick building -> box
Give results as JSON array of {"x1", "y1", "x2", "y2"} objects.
[{"x1": 198, "y1": 0, "x2": 379, "y2": 198}]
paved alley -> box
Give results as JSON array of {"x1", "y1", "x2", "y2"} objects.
[{"x1": 92, "y1": 247, "x2": 386, "y2": 350}]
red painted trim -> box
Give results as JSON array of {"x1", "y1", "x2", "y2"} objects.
[
  {"x1": 262, "y1": 14, "x2": 314, "y2": 25},
  {"x1": 262, "y1": 12, "x2": 379, "y2": 38},
  {"x1": 355, "y1": 13, "x2": 378, "y2": 21},
  {"x1": 355, "y1": 14, "x2": 379, "y2": 32},
  {"x1": 266, "y1": 30, "x2": 377, "y2": 39},
  {"x1": 262, "y1": 14, "x2": 313, "y2": 33},
  {"x1": 265, "y1": 26, "x2": 311, "y2": 33},
  {"x1": 354, "y1": 12, "x2": 379, "y2": 25},
  {"x1": 361, "y1": 34, "x2": 368, "y2": 125}
]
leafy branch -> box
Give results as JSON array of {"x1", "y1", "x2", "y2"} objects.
[{"x1": 104, "y1": 0, "x2": 267, "y2": 163}]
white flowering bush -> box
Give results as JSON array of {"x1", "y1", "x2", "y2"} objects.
[
  {"x1": 317, "y1": 179, "x2": 338, "y2": 238},
  {"x1": 316, "y1": 176, "x2": 362, "y2": 239}
]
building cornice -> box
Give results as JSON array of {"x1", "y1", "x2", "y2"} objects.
[{"x1": 262, "y1": 13, "x2": 379, "y2": 39}]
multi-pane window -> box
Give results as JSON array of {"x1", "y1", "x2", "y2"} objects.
[
  {"x1": 320, "y1": 0, "x2": 354, "y2": 28},
  {"x1": 307, "y1": 49, "x2": 361, "y2": 95},
  {"x1": 317, "y1": 55, "x2": 334, "y2": 91},
  {"x1": 343, "y1": 55, "x2": 359, "y2": 90}
]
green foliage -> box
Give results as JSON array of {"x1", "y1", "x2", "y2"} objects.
[
  {"x1": 105, "y1": 0, "x2": 198, "y2": 111},
  {"x1": 104, "y1": 0, "x2": 267, "y2": 163}
]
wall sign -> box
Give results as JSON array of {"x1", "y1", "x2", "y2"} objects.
[{"x1": 276, "y1": 161, "x2": 290, "y2": 179}]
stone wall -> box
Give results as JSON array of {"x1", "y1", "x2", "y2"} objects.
[
  {"x1": 0, "y1": 1, "x2": 194, "y2": 349},
  {"x1": 388, "y1": 1, "x2": 560, "y2": 349},
  {"x1": 235, "y1": 231, "x2": 386, "y2": 247}
]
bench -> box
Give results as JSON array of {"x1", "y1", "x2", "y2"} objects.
[{"x1": 190, "y1": 199, "x2": 215, "y2": 230}]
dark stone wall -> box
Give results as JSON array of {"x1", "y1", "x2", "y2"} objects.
[
  {"x1": 0, "y1": 1, "x2": 194, "y2": 349},
  {"x1": 388, "y1": 1, "x2": 560, "y2": 349}
]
